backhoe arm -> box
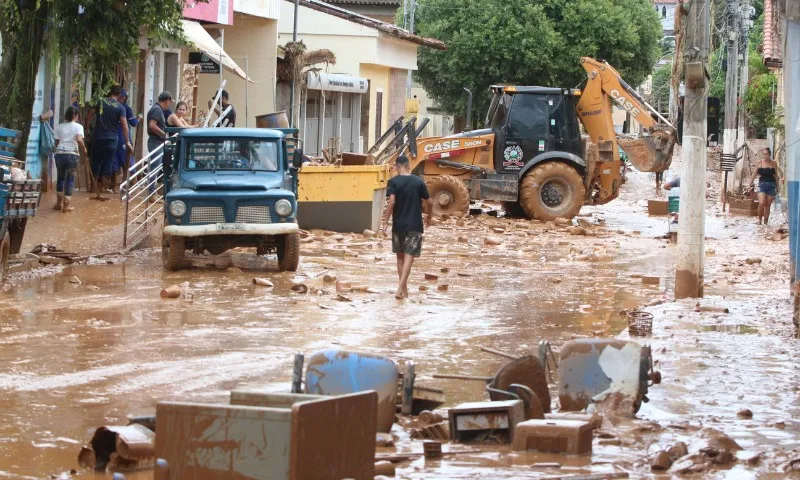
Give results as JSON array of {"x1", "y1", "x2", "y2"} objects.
[{"x1": 576, "y1": 57, "x2": 677, "y2": 174}]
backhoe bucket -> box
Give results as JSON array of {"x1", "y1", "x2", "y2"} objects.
[{"x1": 617, "y1": 126, "x2": 677, "y2": 173}]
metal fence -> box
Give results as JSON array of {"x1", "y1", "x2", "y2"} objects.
[{"x1": 120, "y1": 143, "x2": 164, "y2": 249}]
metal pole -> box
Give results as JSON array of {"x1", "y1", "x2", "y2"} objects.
[
  {"x1": 405, "y1": 0, "x2": 415, "y2": 99},
  {"x1": 785, "y1": 15, "x2": 800, "y2": 327},
  {"x1": 289, "y1": 0, "x2": 300, "y2": 128},
  {"x1": 735, "y1": 0, "x2": 750, "y2": 187},
  {"x1": 723, "y1": 0, "x2": 740, "y2": 194},
  {"x1": 675, "y1": 0, "x2": 710, "y2": 299},
  {"x1": 219, "y1": 30, "x2": 224, "y2": 89},
  {"x1": 244, "y1": 56, "x2": 249, "y2": 127}
]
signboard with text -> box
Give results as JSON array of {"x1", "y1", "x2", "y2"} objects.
[
  {"x1": 183, "y1": 0, "x2": 233, "y2": 25},
  {"x1": 188, "y1": 52, "x2": 221, "y2": 74}
]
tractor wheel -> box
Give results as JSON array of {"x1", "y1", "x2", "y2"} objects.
[
  {"x1": 425, "y1": 175, "x2": 469, "y2": 218},
  {"x1": 520, "y1": 162, "x2": 585, "y2": 221},
  {"x1": 277, "y1": 233, "x2": 300, "y2": 272},
  {"x1": 162, "y1": 234, "x2": 185, "y2": 271},
  {"x1": 0, "y1": 231, "x2": 10, "y2": 281},
  {"x1": 501, "y1": 201, "x2": 526, "y2": 219}
]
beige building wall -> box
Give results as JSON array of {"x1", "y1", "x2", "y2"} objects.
[
  {"x1": 194, "y1": 13, "x2": 278, "y2": 127},
  {"x1": 360, "y1": 64, "x2": 390, "y2": 147}
]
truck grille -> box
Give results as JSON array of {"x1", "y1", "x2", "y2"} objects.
[
  {"x1": 235, "y1": 205, "x2": 271, "y2": 224},
  {"x1": 189, "y1": 206, "x2": 226, "y2": 224}
]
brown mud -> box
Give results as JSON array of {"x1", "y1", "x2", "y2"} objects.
[{"x1": 0, "y1": 150, "x2": 798, "y2": 478}]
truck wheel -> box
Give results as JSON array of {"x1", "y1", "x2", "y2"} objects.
[
  {"x1": 162, "y1": 234, "x2": 185, "y2": 271},
  {"x1": 277, "y1": 233, "x2": 300, "y2": 272},
  {"x1": 425, "y1": 175, "x2": 469, "y2": 218},
  {"x1": 520, "y1": 162, "x2": 585, "y2": 221},
  {"x1": 502, "y1": 201, "x2": 526, "y2": 219},
  {"x1": 0, "y1": 231, "x2": 9, "y2": 281}
]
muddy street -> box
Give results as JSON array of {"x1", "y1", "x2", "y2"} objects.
[{"x1": 0, "y1": 166, "x2": 798, "y2": 479}]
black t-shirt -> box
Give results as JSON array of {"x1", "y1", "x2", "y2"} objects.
[
  {"x1": 147, "y1": 105, "x2": 166, "y2": 142},
  {"x1": 387, "y1": 174, "x2": 430, "y2": 233},
  {"x1": 220, "y1": 104, "x2": 236, "y2": 127},
  {"x1": 94, "y1": 98, "x2": 125, "y2": 141}
]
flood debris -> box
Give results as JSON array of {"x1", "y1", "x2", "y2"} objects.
[
  {"x1": 558, "y1": 339, "x2": 660, "y2": 417},
  {"x1": 424, "y1": 273, "x2": 439, "y2": 281},
  {"x1": 651, "y1": 450, "x2": 673, "y2": 470},
  {"x1": 159, "y1": 285, "x2": 181, "y2": 299},
  {"x1": 512, "y1": 419, "x2": 593, "y2": 454},
  {"x1": 68, "y1": 275, "x2": 81, "y2": 284},
  {"x1": 253, "y1": 277, "x2": 274, "y2": 287},
  {"x1": 737, "y1": 408, "x2": 753, "y2": 419},
  {"x1": 290, "y1": 283, "x2": 309, "y2": 294},
  {"x1": 667, "y1": 441, "x2": 689, "y2": 459},
  {"x1": 375, "y1": 432, "x2": 395, "y2": 447},
  {"x1": 423, "y1": 440, "x2": 443, "y2": 459},
  {"x1": 77, "y1": 424, "x2": 155, "y2": 472},
  {"x1": 483, "y1": 236, "x2": 503, "y2": 246},
  {"x1": 448, "y1": 400, "x2": 525, "y2": 444},
  {"x1": 373, "y1": 461, "x2": 396, "y2": 476}
]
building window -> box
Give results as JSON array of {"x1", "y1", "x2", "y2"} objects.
[{"x1": 662, "y1": 6, "x2": 667, "y2": 18}]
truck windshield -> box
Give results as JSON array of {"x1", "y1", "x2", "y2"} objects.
[
  {"x1": 485, "y1": 93, "x2": 512, "y2": 129},
  {"x1": 185, "y1": 139, "x2": 280, "y2": 171}
]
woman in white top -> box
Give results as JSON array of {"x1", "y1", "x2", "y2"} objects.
[{"x1": 53, "y1": 107, "x2": 87, "y2": 212}]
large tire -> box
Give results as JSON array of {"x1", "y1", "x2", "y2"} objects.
[
  {"x1": 162, "y1": 234, "x2": 185, "y2": 271},
  {"x1": 425, "y1": 175, "x2": 470, "y2": 218},
  {"x1": 0, "y1": 231, "x2": 10, "y2": 281},
  {"x1": 277, "y1": 233, "x2": 300, "y2": 272},
  {"x1": 519, "y1": 162, "x2": 585, "y2": 221}
]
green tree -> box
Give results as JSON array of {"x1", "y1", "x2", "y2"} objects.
[
  {"x1": 649, "y1": 62, "x2": 672, "y2": 113},
  {"x1": 0, "y1": 0, "x2": 189, "y2": 157},
  {"x1": 411, "y1": 0, "x2": 662, "y2": 124}
]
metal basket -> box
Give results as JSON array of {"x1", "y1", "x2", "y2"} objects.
[{"x1": 627, "y1": 310, "x2": 653, "y2": 337}]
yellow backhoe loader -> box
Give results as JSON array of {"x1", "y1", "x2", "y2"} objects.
[{"x1": 381, "y1": 57, "x2": 677, "y2": 220}]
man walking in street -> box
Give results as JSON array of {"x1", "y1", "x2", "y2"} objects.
[
  {"x1": 92, "y1": 85, "x2": 131, "y2": 193},
  {"x1": 381, "y1": 156, "x2": 433, "y2": 299}
]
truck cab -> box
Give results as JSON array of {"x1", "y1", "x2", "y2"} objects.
[{"x1": 161, "y1": 128, "x2": 303, "y2": 271}]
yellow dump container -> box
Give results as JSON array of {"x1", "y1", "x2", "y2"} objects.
[{"x1": 298, "y1": 164, "x2": 389, "y2": 233}]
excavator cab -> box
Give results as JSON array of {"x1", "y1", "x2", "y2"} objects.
[{"x1": 485, "y1": 86, "x2": 584, "y2": 175}]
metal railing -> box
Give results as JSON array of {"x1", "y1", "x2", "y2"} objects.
[{"x1": 120, "y1": 143, "x2": 165, "y2": 249}]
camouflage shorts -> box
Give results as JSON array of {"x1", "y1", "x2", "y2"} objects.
[{"x1": 392, "y1": 231, "x2": 423, "y2": 258}]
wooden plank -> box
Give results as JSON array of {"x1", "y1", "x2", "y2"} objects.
[{"x1": 290, "y1": 391, "x2": 377, "y2": 480}]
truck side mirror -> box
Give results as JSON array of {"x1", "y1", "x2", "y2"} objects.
[{"x1": 293, "y1": 148, "x2": 303, "y2": 169}]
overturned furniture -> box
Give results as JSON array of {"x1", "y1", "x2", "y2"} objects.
[
  {"x1": 154, "y1": 391, "x2": 377, "y2": 480},
  {"x1": 78, "y1": 424, "x2": 156, "y2": 472},
  {"x1": 558, "y1": 339, "x2": 660, "y2": 416},
  {"x1": 293, "y1": 349, "x2": 399, "y2": 433}
]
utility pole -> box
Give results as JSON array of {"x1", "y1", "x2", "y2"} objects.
[
  {"x1": 405, "y1": 0, "x2": 416, "y2": 99},
  {"x1": 785, "y1": 2, "x2": 800, "y2": 327},
  {"x1": 675, "y1": 0, "x2": 710, "y2": 299},
  {"x1": 289, "y1": 0, "x2": 300, "y2": 128},
  {"x1": 735, "y1": 0, "x2": 751, "y2": 186},
  {"x1": 723, "y1": 0, "x2": 740, "y2": 194}
]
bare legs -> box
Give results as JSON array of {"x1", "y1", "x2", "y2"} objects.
[
  {"x1": 395, "y1": 252, "x2": 414, "y2": 299},
  {"x1": 757, "y1": 192, "x2": 776, "y2": 225}
]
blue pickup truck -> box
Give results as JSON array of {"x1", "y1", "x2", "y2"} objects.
[{"x1": 161, "y1": 128, "x2": 303, "y2": 271}]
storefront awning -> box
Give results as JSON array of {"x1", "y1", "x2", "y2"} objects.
[
  {"x1": 181, "y1": 19, "x2": 252, "y2": 82},
  {"x1": 306, "y1": 72, "x2": 369, "y2": 94}
]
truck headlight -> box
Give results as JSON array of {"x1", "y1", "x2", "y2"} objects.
[
  {"x1": 275, "y1": 199, "x2": 292, "y2": 217},
  {"x1": 169, "y1": 200, "x2": 187, "y2": 217}
]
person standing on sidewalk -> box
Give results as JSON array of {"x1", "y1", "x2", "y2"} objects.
[
  {"x1": 53, "y1": 107, "x2": 87, "y2": 212},
  {"x1": 92, "y1": 86, "x2": 131, "y2": 192},
  {"x1": 381, "y1": 156, "x2": 433, "y2": 299}
]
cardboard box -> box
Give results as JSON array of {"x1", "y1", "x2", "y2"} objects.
[
  {"x1": 647, "y1": 199, "x2": 668, "y2": 216},
  {"x1": 511, "y1": 419, "x2": 593, "y2": 455}
]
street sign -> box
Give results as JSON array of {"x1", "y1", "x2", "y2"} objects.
[{"x1": 188, "y1": 52, "x2": 220, "y2": 74}]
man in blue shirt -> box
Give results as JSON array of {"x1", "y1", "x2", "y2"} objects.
[
  {"x1": 114, "y1": 89, "x2": 139, "y2": 191},
  {"x1": 92, "y1": 85, "x2": 131, "y2": 193}
]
